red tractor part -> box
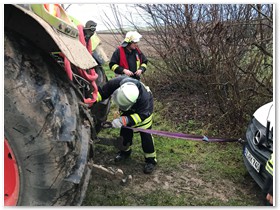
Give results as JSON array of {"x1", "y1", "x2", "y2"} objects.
[{"x1": 4, "y1": 138, "x2": 20, "y2": 206}]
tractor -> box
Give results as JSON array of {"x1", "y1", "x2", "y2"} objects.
[{"x1": 4, "y1": 4, "x2": 111, "y2": 206}]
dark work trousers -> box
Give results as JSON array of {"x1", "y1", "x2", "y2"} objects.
[{"x1": 120, "y1": 126, "x2": 155, "y2": 155}]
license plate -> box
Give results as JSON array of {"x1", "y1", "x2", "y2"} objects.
[{"x1": 244, "y1": 147, "x2": 260, "y2": 173}]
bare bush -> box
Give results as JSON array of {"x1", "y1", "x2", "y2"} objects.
[
  {"x1": 98, "y1": 4, "x2": 273, "y2": 135},
  {"x1": 137, "y1": 4, "x2": 273, "y2": 133}
]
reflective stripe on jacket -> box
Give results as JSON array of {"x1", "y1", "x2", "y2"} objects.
[{"x1": 265, "y1": 153, "x2": 274, "y2": 176}]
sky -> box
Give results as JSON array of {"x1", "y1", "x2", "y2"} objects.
[
  {"x1": 65, "y1": 3, "x2": 148, "y2": 31},
  {"x1": 65, "y1": 4, "x2": 121, "y2": 31}
]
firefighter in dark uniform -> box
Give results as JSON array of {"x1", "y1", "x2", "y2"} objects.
[
  {"x1": 263, "y1": 153, "x2": 274, "y2": 205},
  {"x1": 96, "y1": 75, "x2": 157, "y2": 174},
  {"x1": 109, "y1": 31, "x2": 148, "y2": 80}
]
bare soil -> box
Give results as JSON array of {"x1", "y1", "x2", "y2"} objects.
[
  {"x1": 89, "y1": 141, "x2": 264, "y2": 206},
  {"x1": 91, "y1": 162, "x2": 250, "y2": 202}
]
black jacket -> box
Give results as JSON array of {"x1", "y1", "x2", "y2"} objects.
[
  {"x1": 98, "y1": 76, "x2": 153, "y2": 126},
  {"x1": 263, "y1": 175, "x2": 273, "y2": 196},
  {"x1": 263, "y1": 153, "x2": 273, "y2": 198},
  {"x1": 109, "y1": 47, "x2": 148, "y2": 80}
]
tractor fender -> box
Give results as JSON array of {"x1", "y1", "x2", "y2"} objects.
[{"x1": 4, "y1": 4, "x2": 97, "y2": 69}]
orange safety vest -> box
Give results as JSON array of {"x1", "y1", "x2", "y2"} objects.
[{"x1": 118, "y1": 46, "x2": 142, "y2": 70}]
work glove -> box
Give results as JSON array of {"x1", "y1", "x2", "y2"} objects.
[{"x1": 111, "y1": 116, "x2": 128, "y2": 128}]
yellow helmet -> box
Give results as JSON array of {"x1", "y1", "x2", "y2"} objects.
[{"x1": 121, "y1": 31, "x2": 142, "y2": 47}]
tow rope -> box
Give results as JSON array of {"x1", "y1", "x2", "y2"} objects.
[{"x1": 101, "y1": 122, "x2": 244, "y2": 143}]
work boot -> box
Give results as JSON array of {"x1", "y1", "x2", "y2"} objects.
[
  {"x1": 114, "y1": 150, "x2": 131, "y2": 163},
  {"x1": 143, "y1": 158, "x2": 157, "y2": 174}
]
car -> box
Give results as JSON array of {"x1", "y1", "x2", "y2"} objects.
[{"x1": 242, "y1": 102, "x2": 274, "y2": 189}]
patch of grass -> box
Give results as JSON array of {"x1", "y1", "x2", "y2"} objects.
[
  {"x1": 151, "y1": 101, "x2": 248, "y2": 180},
  {"x1": 102, "y1": 62, "x2": 115, "y2": 80},
  {"x1": 84, "y1": 182, "x2": 261, "y2": 206},
  {"x1": 84, "y1": 182, "x2": 131, "y2": 206},
  {"x1": 130, "y1": 190, "x2": 188, "y2": 206}
]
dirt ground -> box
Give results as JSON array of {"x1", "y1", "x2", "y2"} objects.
[{"x1": 89, "y1": 156, "x2": 263, "y2": 206}]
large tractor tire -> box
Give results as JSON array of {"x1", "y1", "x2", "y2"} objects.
[{"x1": 4, "y1": 30, "x2": 94, "y2": 206}]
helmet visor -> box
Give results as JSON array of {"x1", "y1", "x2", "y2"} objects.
[{"x1": 112, "y1": 88, "x2": 134, "y2": 111}]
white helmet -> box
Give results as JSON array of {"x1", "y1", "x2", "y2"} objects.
[
  {"x1": 121, "y1": 31, "x2": 142, "y2": 47},
  {"x1": 112, "y1": 82, "x2": 139, "y2": 111}
]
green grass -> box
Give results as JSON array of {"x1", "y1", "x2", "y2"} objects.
[{"x1": 102, "y1": 62, "x2": 115, "y2": 80}]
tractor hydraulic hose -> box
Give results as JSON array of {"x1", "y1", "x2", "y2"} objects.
[{"x1": 77, "y1": 24, "x2": 98, "y2": 106}]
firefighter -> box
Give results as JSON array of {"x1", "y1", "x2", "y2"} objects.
[
  {"x1": 83, "y1": 20, "x2": 97, "y2": 44},
  {"x1": 96, "y1": 75, "x2": 157, "y2": 174},
  {"x1": 109, "y1": 31, "x2": 148, "y2": 80},
  {"x1": 264, "y1": 153, "x2": 274, "y2": 205}
]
